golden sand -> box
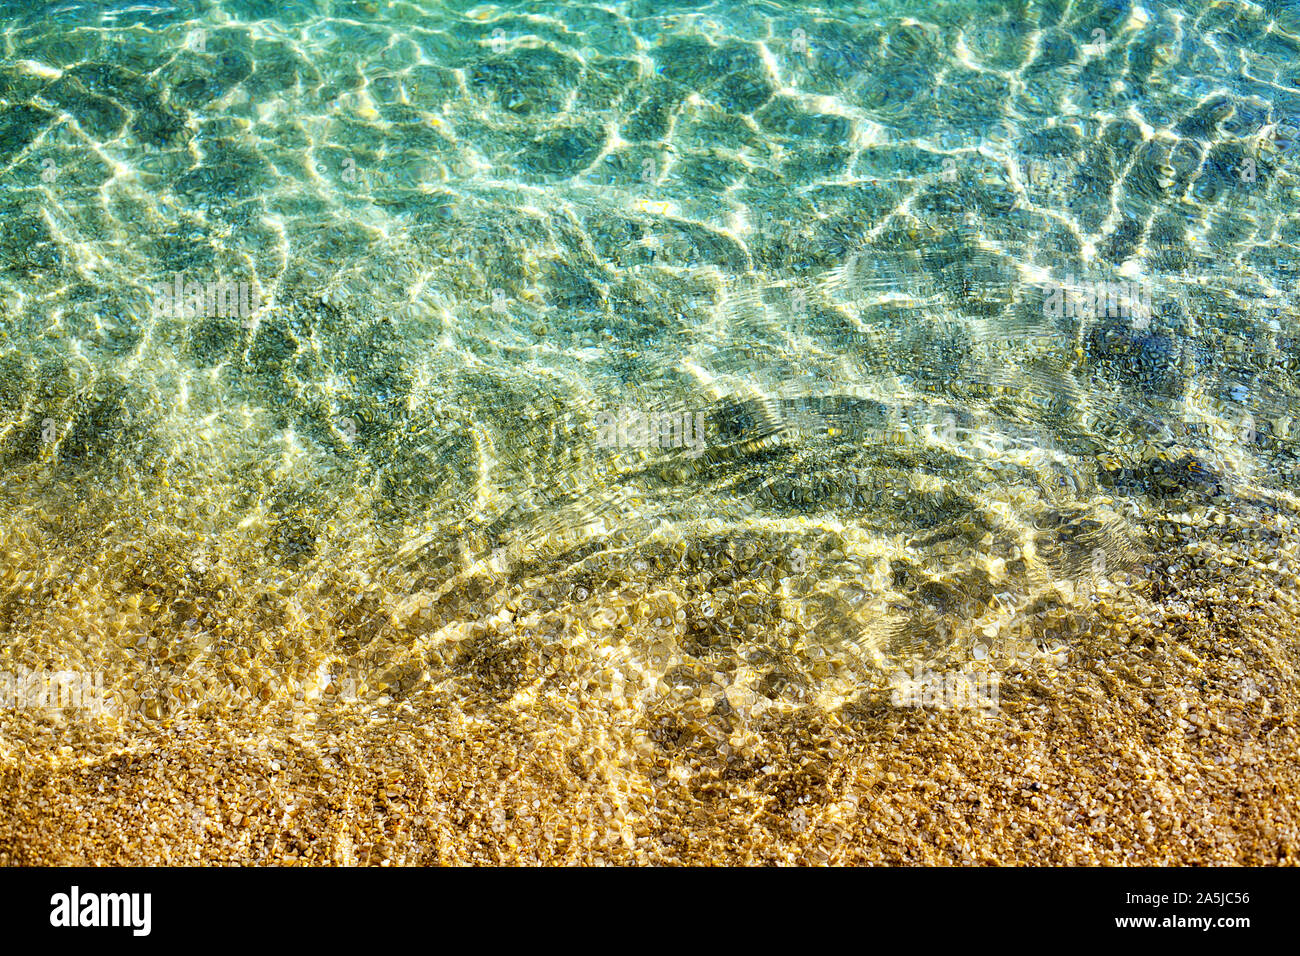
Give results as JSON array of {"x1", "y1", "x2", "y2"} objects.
[{"x1": 2, "y1": 503, "x2": 1296, "y2": 865}]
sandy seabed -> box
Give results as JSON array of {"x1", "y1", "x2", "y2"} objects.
[{"x1": 2, "y1": 502, "x2": 1296, "y2": 866}]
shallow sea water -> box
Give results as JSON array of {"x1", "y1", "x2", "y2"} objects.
[{"x1": 1, "y1": 0, "x2": 1299, "y2": 863}]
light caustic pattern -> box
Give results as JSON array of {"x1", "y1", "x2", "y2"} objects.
[{"x1": 0, "y1": 0, "x2": 1298, "y2": 863}]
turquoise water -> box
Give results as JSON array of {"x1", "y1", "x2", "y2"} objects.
[{"x1": 0, "y1": 0, "x2": 1297, "y2": 723}]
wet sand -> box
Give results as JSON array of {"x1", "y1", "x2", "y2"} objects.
[{"x1": 3, "y1": 502, "x2": 1296, "y2": 866}]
